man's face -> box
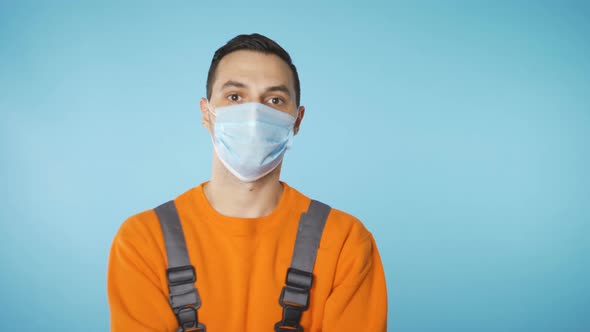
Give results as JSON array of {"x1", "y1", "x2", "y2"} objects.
[{"x1": 200, "y1": 50, "x2": 304, "y2": 134}]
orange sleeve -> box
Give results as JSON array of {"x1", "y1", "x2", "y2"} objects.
[
  {"x1": 321, "y1": 233, "x2": 388, "y2": 331},
  {"x1": 106, "y1": 215, "x2": 177, "y2": 332}
]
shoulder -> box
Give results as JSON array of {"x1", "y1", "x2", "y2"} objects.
[
  {"x1": 111, "y1": 198, "x2": 179, "y2": 259},
  {"x1": 315, "y1": 203, "x2": 378, "y2": 287},
  {"x1": 317, "y1": 201, "x2": 373, "y2": 251},
  {"x1": 113, "y1": 186, "x2": 197, "y2": 246},
  {"x1": 285, "y1": 183, "x2": 373, "y2": 249},
  {"x1": 113, "y1": 187, "x2": 197, "y2": 252},
  {"x1": 116, "y1": 208, "x2": 159, "y2": 242},
  {"x1": 108, "y1": 199, "x2": 182, "y2": 282}
]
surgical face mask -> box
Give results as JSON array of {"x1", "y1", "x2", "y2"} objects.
[{"x1": 207, "y1": 101, "x2": 298, "y2": 182}]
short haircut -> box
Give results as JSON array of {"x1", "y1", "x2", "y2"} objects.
[{"x1": 206, "y1": 33, "x2": 301, "y2": 106}]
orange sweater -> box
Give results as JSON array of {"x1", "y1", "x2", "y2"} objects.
[{"x1": 107, "y1": 181, "x2": 387, "y2": 331}]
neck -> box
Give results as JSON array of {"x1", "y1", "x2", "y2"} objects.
[{"x1": 203, "y1": 153, "x2": 284, "y2": 218}]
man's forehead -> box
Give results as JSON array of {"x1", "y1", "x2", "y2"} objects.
[{"x1": 213, "y1": 50, "x2": 294, "y2": 91}]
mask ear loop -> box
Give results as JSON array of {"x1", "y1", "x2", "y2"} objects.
[
  {"x1": 207, "y1": 100, "x2": 217, "y2": 117},
  {"x1": 285, "y1": 107, "x2": 301, "y2": 150},
  {"x1": 291, "y1": 106, "x2": 301, "y2": 129},
  {"x1": 206, "y1": 100, "x2": 218, "y2": 141}
]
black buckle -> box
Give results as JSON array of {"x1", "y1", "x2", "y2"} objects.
[
  {"x1": 274, "y1": 305, "x2": 304, "y2": 331},
  {"x1": 285, "y1": 268, "x2": 313, "y2": 290},
  {"x1": 279, "y1": 285, "x2": 310, "y2": 310},
  {"x1": 275, "y1": 268, "x2": 313, "y2": 331},
  {"x1": 167, "y1": 265, "x2": 196, "y2": 286},
  {"x1": 174, "y1": 306, "x2": 206, "y2": 332},
  {"x1": 278, "y1": 268, "x2": 313, "y2": 310}
]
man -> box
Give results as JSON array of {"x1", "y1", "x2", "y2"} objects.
[{"x1": 107, "y1": 33, "x2": 388, "y2": 331}]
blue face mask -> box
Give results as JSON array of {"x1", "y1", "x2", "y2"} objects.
[{"x1": 207, "y1": 101, "x2": 298, "y2": 182}]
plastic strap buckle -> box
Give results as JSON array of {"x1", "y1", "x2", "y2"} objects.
[
  {"x1": 275, "y1": 268, "x2": 313, "y2": 331},
  {"x1": 174, "y1": 306, "x2": 206, "y2": 332},
  {"x1": 274, "y1": 304, "x2": 304, "y2": 332},
  {"x1": 285, "y1": 268, "x2": 313, "y2": 291},
  {"x1": 279, "y1": 268, "x2": 313, "y2": 310},
  {"x1": 167, "y1": 265, "x2": 196, "y2": 286}
]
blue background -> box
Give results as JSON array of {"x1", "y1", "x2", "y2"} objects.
[{"x1": 1, "y1": 1, "x2": 589, "y2": 331}]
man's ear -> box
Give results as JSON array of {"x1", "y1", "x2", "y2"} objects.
[
  {"x1": 294, "y1": 105, "x2": 305, "y2": 136},
  {"x1": 199, "y1": 97, "x2": 212, "y2": 132}
]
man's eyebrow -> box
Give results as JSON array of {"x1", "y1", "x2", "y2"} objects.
[
  {"x1": 220, "y1": 80, "x2": 248, "y2": 89},
  {"x1": 220, "y1": 80, "x2": 291, "y2": 97},
  {"x1": 265, "y1": 84, "x2": 291, "y2": 96}
]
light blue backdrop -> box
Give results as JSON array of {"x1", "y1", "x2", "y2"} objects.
[{"x1": 1, "y1": 1, "x2": 589, "y2": 331}]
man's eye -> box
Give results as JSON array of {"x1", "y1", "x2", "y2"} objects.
[
  {"x1": 269, "y1": 97, "x2": 283, "y2": 105},
  {"x1": 227, "y1": 94, "x2": 241, "y2": 102}
]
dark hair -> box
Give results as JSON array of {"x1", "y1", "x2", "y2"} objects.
[{"x1": 206, "y1": 33, "x2": 301, "y2": 106}]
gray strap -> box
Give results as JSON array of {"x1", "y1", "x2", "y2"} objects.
[
  {"x1": 154, "y1": 200, "x2": 205, "y2": 331},
  {"x1": 289, "y1": 199, "x2": 331, "y2": 273},
  {"x1": 155, "y1": 200, "x2": 191, "y2": 268},
  {"x1": 275, "y1": 199, "x2": 331, "y2": 332}
]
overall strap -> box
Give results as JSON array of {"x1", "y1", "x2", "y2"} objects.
[
  {"x1": 275, "y1": 199, "x2": 332, "y2": 332},
  {"x1": 154, "y1": 200, "x2": 206, "y2": 332}
]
